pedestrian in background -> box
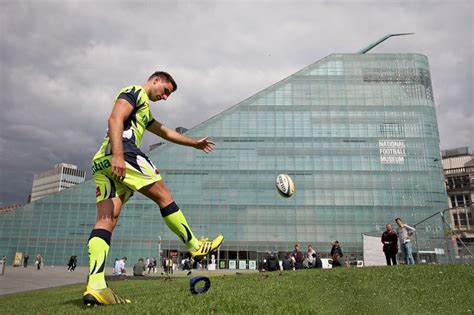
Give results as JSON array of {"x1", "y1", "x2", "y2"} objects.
[
  {"x1": 35, "y1": 254, "x2": 43, "y2": 270},
  {"x1": 330, "y1": 241, "x2": 344, "y2": 267},
  {"x1": 133, "y1": 258, "x2": 146, "y2": 276},
  {"x1": 381, "y1": 224, "x2": 398, "y2": 265},
  {"x1": 395, "y1": 218, "x2": 416, "y2": 265},
  {"x1": 113, "y1": 257, "x2": 128, "y2": 275},
  {"x1": 23, "y1": 254, "x2": 29, "y2": 268},
  {"x1": 306, "y1": 244, "x2": 316, "y2": 268},
  {"x1": 68, "y1": 255, "x2": 76, "y2": 272}
]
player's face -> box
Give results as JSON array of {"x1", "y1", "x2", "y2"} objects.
[{"x1": 151, "y1": 79, "x2": 174, "y2": 102}]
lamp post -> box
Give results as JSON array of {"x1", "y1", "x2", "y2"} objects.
[
  {"x1": 273, "y1": 234, "x2": 278, "y2": 252},
  {"x1": 158, "y1": 236, "x2": 162, "y2": 269}
]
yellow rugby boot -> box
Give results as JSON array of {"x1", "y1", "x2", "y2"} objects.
[
  {"x1": 190, "y1": 234, "x2": 224, "y2": 262},
  {"x1": 83, "y1": 286, "x2": 131, "y2": 306}
]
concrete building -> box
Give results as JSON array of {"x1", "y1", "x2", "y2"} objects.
[
  {"x1": 30, "y1": 163, "x2": 86, "y2": 202},
  {"x1": 442, "y1": 147, "x2": 474, "y2": 258}
]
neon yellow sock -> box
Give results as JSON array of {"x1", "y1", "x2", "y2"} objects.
[
  {"x1": 161, "y1": 202, "x2": 199, "y2": 251},
  {"x1": 87, "y1": 234, "x2": 110, "y2": 290}
]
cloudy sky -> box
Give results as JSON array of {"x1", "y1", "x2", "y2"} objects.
[{"x1": 1, "y1": 0, "x2": 472, "y2": 206}]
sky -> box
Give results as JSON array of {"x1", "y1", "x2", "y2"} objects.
[{"x1": 0, "y1": 0, "x2": 472, "y2": 206}]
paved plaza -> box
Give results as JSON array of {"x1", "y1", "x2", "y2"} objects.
[
  {"x1": 0, "y1": 265, "x2": 257, "y2": 296},
  {"x1": 0, "y1": 265, "x2": 89, "y2": 296}
]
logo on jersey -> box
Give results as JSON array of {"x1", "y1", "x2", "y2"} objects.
[{"x1": 92, "y1": 159, "x2": 112, "y2": 175}]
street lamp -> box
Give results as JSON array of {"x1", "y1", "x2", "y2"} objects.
[
  {"x1": 158, "y1": 236, "x2": 162, "y2": 269},
  {"x1": 273, "y1": 234, "x2": 278, "y2": 252}
]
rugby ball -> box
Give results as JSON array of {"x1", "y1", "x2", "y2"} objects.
[{"x1": 275, "y1": 174, "x2": 295, "y2": 198}]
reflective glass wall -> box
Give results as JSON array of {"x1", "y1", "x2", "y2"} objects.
[{"x1": 0, "y1": 53, "x2": 448, "y2": 266}]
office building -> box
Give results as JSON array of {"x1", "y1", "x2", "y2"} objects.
[
  {"x1": 30, "y1": 163, "x2": 86, "y2": 202},
  {"x1": 442, "y1": 147, "x2": 474, "y2": 259}
]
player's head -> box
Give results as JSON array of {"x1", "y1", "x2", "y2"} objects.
[
  {"x1": 395, "y1": 217, "x2": 403, "y2": 226},
  {"x1": 147, "y1": 71, "x2": 178, "y2": 101},
  {"x1": 386, "y1": 224, "x2": 392, "y2": 231}
]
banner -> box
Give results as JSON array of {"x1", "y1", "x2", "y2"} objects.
[
  {"x1": 14, "y1": 252, "x2": 23, "y2": 267},
  {"x1": 363, "y1": 234, "x2": 386, "y2": 266},
  {"x1": 248, "y1": 260, "x2": 257, "y2": 270}
]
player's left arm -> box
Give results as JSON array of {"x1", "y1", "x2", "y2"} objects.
[{"x1": 147, "y1": 120, "x2": 215, "y2": 153}]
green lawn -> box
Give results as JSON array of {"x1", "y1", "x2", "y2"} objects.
[{"x1": 1, "y1": 264, "x2": 473, "y2": 314}]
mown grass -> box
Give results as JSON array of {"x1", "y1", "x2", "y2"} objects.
[{"x1": 1, "y1": 264, "x2": 473, "y2": 314}]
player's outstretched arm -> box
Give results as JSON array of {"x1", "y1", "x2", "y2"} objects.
[{"x1": 147, "y1": 120, "x2": 215, "y2": 153}]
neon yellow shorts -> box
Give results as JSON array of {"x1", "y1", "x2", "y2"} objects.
[{"x1": 92, "y1": 152, "x2": 162, "y2": 204}]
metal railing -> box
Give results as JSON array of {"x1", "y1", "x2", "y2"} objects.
[{"x1": 414, "y1": 207, "x2": 473, "y2": 264}]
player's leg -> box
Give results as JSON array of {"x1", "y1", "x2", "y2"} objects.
[
  {"x1": 139, "y1": 180, "x2": 199, "y2": 251},
  {"x1": 86, "y1": 196, "x2": 123, "y2": 291},
  {"x1": 139, "y1": 179, "x2": 224, "y2": 262},
  {"x1": 84, "y1": 157, "x2": 133, "y2": 306},
  {"x1": 84, "y1": 194, "x2": 132, "y2": 306},
  {"x1": 123, "y1": 151, "x2": 223, "y2": 262}
]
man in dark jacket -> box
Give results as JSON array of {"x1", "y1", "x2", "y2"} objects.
[
  {"x1": 330, "y1": 241, "x2": 344, "y2": 267},
  {"x1": 266, "y1": 251, "x2": 280, "y2": 271},
  {"x1": 381, "y1": 224, "x2": 398, "y2": 265},
  {"x1": 282, "y1": 252, "x2": 293, "y2": 270},
  {"x1": 312, "y1": 253, "x2": 323, "y2": 268}
]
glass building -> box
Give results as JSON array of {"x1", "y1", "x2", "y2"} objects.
[{"x1": 0, "y1": 53, "x2": 449, "y2": 267}]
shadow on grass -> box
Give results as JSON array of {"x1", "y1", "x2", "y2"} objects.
[{"x1": 61, "y1": 298, "x2": 86, "y2": 308}]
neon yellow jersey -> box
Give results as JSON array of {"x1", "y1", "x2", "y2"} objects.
[{"x1": 93, "y1": 85, "x2": 155, "y2": 160}]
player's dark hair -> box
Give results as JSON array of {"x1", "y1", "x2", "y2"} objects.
[
  {"x1": 148, "y1": 71, "x2": 178, "y2": 92},
  {"x1": 395, "y1": 217, "x2": 402, "y2": 222}
]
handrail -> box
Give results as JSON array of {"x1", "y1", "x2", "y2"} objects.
[{"x1": 413, "y1": 207, "x2": 473, "y2": 263}]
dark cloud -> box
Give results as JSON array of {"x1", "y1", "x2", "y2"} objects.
[{"x1": 1, "y1": 0, "x2": 472, "y2": 205}]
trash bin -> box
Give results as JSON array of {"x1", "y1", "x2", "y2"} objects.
[{"x1": 0, "y1": 260, "x2": 5, "y2": 275}]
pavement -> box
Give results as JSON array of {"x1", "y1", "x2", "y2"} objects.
[
  {"x1": 0, "y1": 266, "x2": 89, "y2": 296},
  {"x1": 0, "y1": 265, "x2": 257, "y2": 296}
]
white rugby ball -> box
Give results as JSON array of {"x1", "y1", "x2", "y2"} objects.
[{"x1": 275, "y1": 174, "x2": 295, "y2": 198}]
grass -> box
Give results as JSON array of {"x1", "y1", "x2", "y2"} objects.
[{"x1": 1, "y1": 264, "x2": 473, "y2": 314}]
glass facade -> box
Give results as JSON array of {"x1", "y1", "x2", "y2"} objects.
[{"x1": 0, "y1": 53, "x2": 448, "y2": 267}]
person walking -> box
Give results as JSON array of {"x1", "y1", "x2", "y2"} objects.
[
  {"x1": 35, "y1": 254, "x2": 43, "y2": 270},
  {"x1": 381, "y1": 224, "x2": 398, "y2": 265},
  {"x1": 68, "y1": 256, "x2": 75, "y2": 272},
  {"x1": 72, "y1": 256, "x2": 77, "y2": 271},
  {"x1": 82, "y1": 71, "x2": 224, "y2": 306},
  {"x1": 23, "y1": 254, "x2": 29, "y2": 268},
  {"x1": 395, "y1": 218, "x2": 416, "y2": 265}
]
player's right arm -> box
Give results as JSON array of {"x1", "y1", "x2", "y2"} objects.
[{"x1": 108, "y1": 99, "x2": 133, "y2": 181}]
